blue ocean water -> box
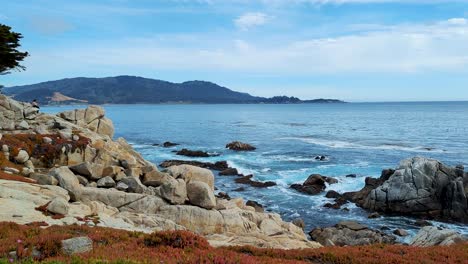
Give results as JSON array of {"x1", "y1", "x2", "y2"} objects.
[{"x1": 43, "y1": 102, "x2": 468, "y2": 240}]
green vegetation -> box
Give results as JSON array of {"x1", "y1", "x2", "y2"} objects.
[{"x1": 0, "y1": 24, "x2": 28, "y2": 76}]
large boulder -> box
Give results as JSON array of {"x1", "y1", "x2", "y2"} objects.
[
  {"x1": 186, "y1": 181, "x2": 216, "y2": 209},
  {"x1": 61, "y1": 237, "x2": 93, "y2": 255},
  {"x1": 347, "y1": 157, "x2": 468, "y2": 223},
  {"x1": 309, "y1": 221, "x2": 396, "y2": 246},
  {"x1": 410, "y1": 226, "x2": 466, "y2": 246},
  {"x1": 49, "y1": 166, "x2": 82, "y2": 201},
  {"x1": 119, "y1": 177, "x2": 145, "y2": 193},
  {"x1": 69, "y1": 162, "x2": 104, "y2": 180},
  {"x1": 166, "y1": 165, "x2": 215, "y2": 190},
  {"x1": 160, "y1": 178, "x2": 187, "y2": 205},
  {"x1": 46, "y1": 197, "x2": 69, "y2": 215},
  {"x1": 142, "y1": 170, "x2": 172, "y2": 187}
]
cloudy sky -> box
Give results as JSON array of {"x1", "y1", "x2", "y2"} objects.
[{"x1": 2, "y1": 0, "x2": 468, "y2": 101}]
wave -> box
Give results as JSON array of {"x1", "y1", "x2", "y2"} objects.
[{"x1": 277, "y1": 137, "x2": 445, "y2": 153}]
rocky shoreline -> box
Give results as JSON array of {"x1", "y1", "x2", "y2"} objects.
[{"x1": 0, "y1": 95, "x2": 466, "y2": 251}]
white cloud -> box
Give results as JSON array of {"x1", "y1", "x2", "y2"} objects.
[
  {"x1": 234, "y1": 12, "x2": 270, "y2": 31},
  {"x1": 21, "y1": 17, "x2": 468, "y2": 78},
  {"x1": 446, "y1": 18, "x2": 468, "y2": 25}
]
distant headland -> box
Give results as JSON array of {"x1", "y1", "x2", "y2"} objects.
[{"x1": 3, "y1": 76, "x2": 345, "y2": 105}]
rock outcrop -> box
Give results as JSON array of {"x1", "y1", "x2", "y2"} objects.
[
  {"x1": 345, "y1": 157, "x2": 468, "y2": 223},
  {"x1": 410, "y1": 226, "x2": 466, "y2": 246},
  {"x1": 0, "y1": 95, "x2": 320, "y2": 250},
  {"x1": 291, "y1": 174, "x2": 338, "y2": 195},
  {"x1": 309, "y1": 221, "x2": 396, "y2": 246},
  {"x1": 225, "y1": 141, "x2": 256, "y2": 151}
]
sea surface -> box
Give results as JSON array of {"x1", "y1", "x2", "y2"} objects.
[{"x1": 43, "y1": 102, "x2": 468, "y2": 241}]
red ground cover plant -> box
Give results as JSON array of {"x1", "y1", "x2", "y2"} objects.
[
  {"x1": 0, "y1": 222, "x2": 466, "y2": 264},
  {"x1": 0, "y1": 171, "x2": 36, "y2": 183},
  {"x1": 0, "y1": 133, "x2": 90, "y2": 167}
]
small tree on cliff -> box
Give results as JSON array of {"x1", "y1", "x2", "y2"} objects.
[{"x1": 0, "y1": 23, "x2": 29, "y2": 89}]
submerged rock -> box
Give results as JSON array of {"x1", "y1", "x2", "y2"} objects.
[
  {"x1": 160, "y1": 160, "x2": 229, "y2": 171},
  {"x1": 176, "y1": 149, "x2": 217, "y2": 158},
  {"x1": 219, "y1": 168, "x2": 239, "y2": 176},
  {"x1": 235, "y1": 175, "x2": 276, "y2": 188},
  {"x1": 309, "y1": 221, "x2": 396, "y2": 246},
  {"x1": 162, "y1": 141, "x2": 179, "y2": 148},
  {"x1": 226, "y1": 141, "x2": 256, "y2": 151}
]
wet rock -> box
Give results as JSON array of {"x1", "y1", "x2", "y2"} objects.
[
  {"x1": 291, "y1": 174, "x2": 337, "y2": 195},
  {"x1": 233, "y1": 187, "x2": 245, "y2": 192},
  {"x1": 176, "y1": 149, "x2": 216, "y2": 158},
  {"x1": 160, "y1": 160, "x2": 229, "y2": 171},
  {"x1": 235, "y1": 175, "x2": 276, "y2": 188},
  {"x1": 325, "y1": 190, "x2": 341, "y2": 199},
  {"x1": 410, "y1": 226, "x2": 466, "y2": 246},
  {"x1": 347, "y1": 157, "x2": 468, "y2": 223},
  {"x1": 162, "y1": 141, "x2": 179, "y2": 148},
  {"x1": 225, "y1": 141, "x2": 256, "y2": 151},
  {"x1": 368, "y1": 212, "x2": 381, "y2": 219},
  {"x1": 219, "y1": 168, "x2": 239, "y2": 176},
  {"x1": 393, "y1": 229, "x2": 409, "y2": 237},
  {"x1": 346, "y1": 174, "x2": 357, "y2": 178},
  {"x1": 309, "y1": 221, "x2": 396, "y2": 246},
  {"x1": 415, "y1": 220, "x2": 433, "y2": 227},
  {"x1": 216, "y1": 192, "x2": 231, "y2": 200},
  {"x1": 314, "y1": 155, "x2": 328, "y2": 161},
  {"x1": 61, "y1": 237, "x2": 93, "y2": 255},
  {"x1": 246, "y1": 200, "x2": 264, "y2": 213}
]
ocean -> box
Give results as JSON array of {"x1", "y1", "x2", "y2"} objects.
[{"x1": 42, "y1": 102, "x2": 468, "y2": 241}]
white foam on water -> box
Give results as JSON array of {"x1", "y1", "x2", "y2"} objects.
[
  {"x1": 226, "y1": 160, "x2": 258, "y2": 175},
  {"x1": 277, "y1": 137, "x2": 446, "y2": 153}
]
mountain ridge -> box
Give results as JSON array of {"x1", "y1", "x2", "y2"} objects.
[{"x1": 3, "y1": 75, "x2": 345, "y2": 105}]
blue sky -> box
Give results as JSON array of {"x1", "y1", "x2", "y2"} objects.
[{"x1": 2, "y1": 0, "x2": 468, "y2": 101}]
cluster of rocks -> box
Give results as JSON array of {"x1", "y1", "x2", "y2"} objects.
[
  {"x1": 291, "y1": 174, "x2": 338, "y2": 195},
  {"x1": 0, "y1": 95, "x2": 319, "y2": 250},
  {"x1": 344, "y1": 157, "x2": 468, "y2": 223},
  {"x1": 310, "y1": 221, "x2": 396, "y2": 246}
]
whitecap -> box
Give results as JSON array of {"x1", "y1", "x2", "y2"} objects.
[{"x1": 277, "y1": 137, "x2": 445, "y2": 153}]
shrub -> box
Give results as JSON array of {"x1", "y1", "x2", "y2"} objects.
[{"x1": 143, "y1": 230, "x2": 210, "y2": 250}]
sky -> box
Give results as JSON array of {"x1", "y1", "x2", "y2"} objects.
[{"x1": 1, "y1": 0, "x2": 468, "y2": 102}]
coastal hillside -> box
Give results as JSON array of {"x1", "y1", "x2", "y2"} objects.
[{"x1": 3, "y1": 76, "x2": 344, "y2": 105}]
